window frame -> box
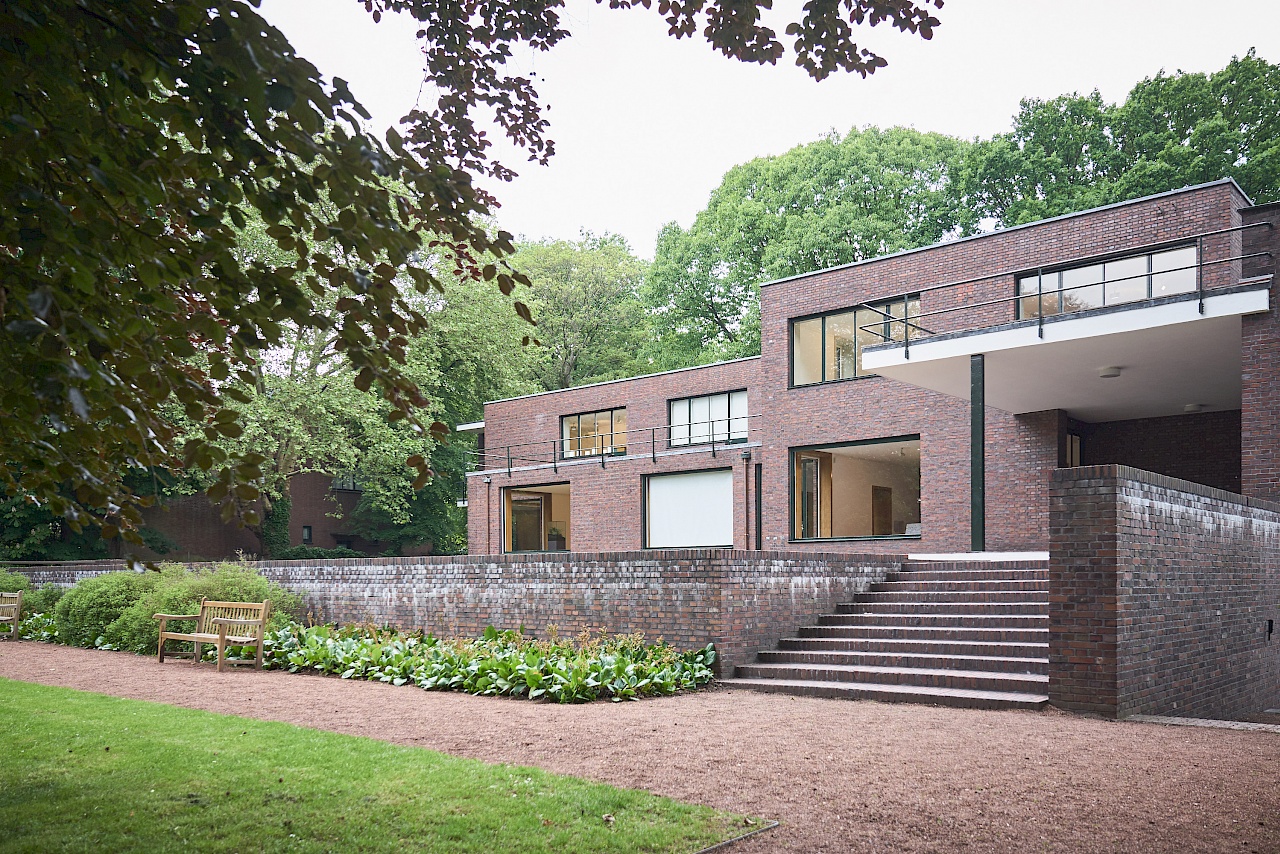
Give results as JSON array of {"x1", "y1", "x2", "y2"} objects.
[
  {"x1": 788, "y1": 296, "x2": 922, "y2": 389},
  {"x1": 667, "y1": 389, "x2": 749, "y2": 449},
  {"x1": 1015, "y1": 241, "x2": 1199, "y2": 320},
  {"x1": 559, "y1": 407, "x2": 627, "y2": 459},
  {"x1": 787, "y1": 434, "x2": 923, "y2": 543}
]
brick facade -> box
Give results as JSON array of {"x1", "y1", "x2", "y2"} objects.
[
  {"x1": 474, "y1": 180, "x2": 1259, "y2": 556},
  {"x1": 1048, "y1": 465, "x2": 1280, "y2": 719},
  {"x1": 12, "y1": 550, "x2": 901, "y2": 674},
  {"x1": 1241, "y1": 202, "x2": 1280, "y2": 502}
]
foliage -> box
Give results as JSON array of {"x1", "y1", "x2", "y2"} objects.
[
  {"x1": 1, "y1": 0, "x2": 942, "y2": 555},
  {"x1": 18, "y1": 611, "x2": 58, "y2": 642},
  {"x1": 646, "y1": 126, "x2": 974, "y2": 366},
  {"x1": 2, "y1": 679, "x2": 752, "y2": 853},
  {"x1": 0, "y1": 492, "x2": 108, "y2": 561},
  {"x1": 271, "y1": 545, "x2": 365, "y2": 561},
  {"x1": 264, "y1": 623, "x2": 716, "y2": 704},
  {"x1": 0, "y1": 569, "x2": 32, "y2": 594},
  {"x1": 514, "y1": 234, "x2": 650, "y2": 391},
  {"x1": 20, "y1": 583, "x2": 64, "y2": 619},
  {"x1": 259, "y1": 495, "x2": 293, "y2": 558},
  {"x1": 963, "y1": 49, "x2": 1280, "y2": 227},
  {"x1": 52, "y1": 571, "x2": 160, "y2": 648},
  {"x1": 103, "y1": 562, "x2": 302, "y2": 654},
  {"x1": 44, "y1": 563, "x2": 299, "y2": 652}
]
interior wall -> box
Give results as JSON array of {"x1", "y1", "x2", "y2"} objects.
[
  {"x1": 1075, "y1": 410, "x2": 1242, "y2": 493},
  {"x1": 549, "y1": 491, "x2": 571, "y2": 549},
  {"x1": 829, "y1": 455, "x2": 922, "y2": 538}
]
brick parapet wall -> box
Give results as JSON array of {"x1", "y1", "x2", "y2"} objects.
[
  {"x1": 6, "y1": 549, "x2": 901, "y2": 674},
  {"x1": 1049, "y1": 465, "x2": 1280, "y2": 719}
]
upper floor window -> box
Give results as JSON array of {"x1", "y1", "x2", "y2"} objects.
[
  {"x1": 1018, "y1": 245, "x2": 1197, "y2": 319},
  {"x1": 670, "y1": 390, "x2": 748, "y2": 447},
  {"x1": 561, "y1": 407, "x2": 627, "y2": 458},
  {"x1": 791, "y1": 296, "x2": 921, "y2": 387},
  {"x1": 332, "y1": 473, "x2": 361, "y2": 491}
]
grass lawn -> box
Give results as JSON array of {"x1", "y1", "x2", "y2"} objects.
[{"x1": 0, "y1": 679, "x2": 751, "y2": 853}]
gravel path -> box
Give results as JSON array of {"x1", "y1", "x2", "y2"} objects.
[{"x1": 3, "y1": 641, "x2": 1279, "y2": 853}]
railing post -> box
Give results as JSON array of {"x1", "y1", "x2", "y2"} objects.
[
  {"x1": 506, "y1": 447, "x2": 511, "y2": 478},
  {"x1": 1037, "y1": 267, "x2": 1044, "y2": 339},
  {"x1": 552, "y1": 441, "x2": 557, "y2": 474},
  {"x1": 902, "y1": 292, "x2": 911, "y2": 360},
  {"x1": 651, "y1": 426, "x2": 657, "y2": 463},
  {"x1": 1198, "y1": 236, "x2": 1205, "y2": 314}
]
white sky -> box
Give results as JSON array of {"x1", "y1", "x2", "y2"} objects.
[{"x1": 260, "y1": 0, "x2": 1280, "y2": 259}]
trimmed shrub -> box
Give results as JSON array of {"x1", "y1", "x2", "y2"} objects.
[
  {"x1": 103, "y1": 562, "x2": 304, "y2": 654},
  {"x1": 0, "y1": 569, "x2": 32, "y2": 594},
  {"x1": 270, "y1": 545, "x2": 364, "y2": 561},
  {"x1": 22, "y1": 584, "x2": 65, "y2": 618},
  {"x1": 54, "y1": 571, "x2": 160, "y2": 647}
]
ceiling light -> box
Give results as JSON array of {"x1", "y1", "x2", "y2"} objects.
[
  {"x1": 1098, "y1": 366, "x2": 1122, "y2": 379},
  {"x1": 1183, "y1": 403, "x2": 1205, "y2": 413}
]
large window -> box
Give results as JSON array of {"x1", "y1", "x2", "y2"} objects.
[
  {"x1": 669, "y1": 390, "x2": 748, "y2": 447},
  {"x1": 791, "y1": 297, "x2": 921, "y2": 387},
  {"x1": 792, "y1": 437, "x2": 921, "y2": 540},
  {"x1": 561, "y1": 408, "x2": 627, "y2": 458},
  {"x1": 1018, "y1": 245, "x2": 1197, "y2": 319}
]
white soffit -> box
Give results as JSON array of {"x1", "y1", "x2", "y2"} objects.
[{"x1": 861, "y1": 287, "x2": 1270, "y2": 422}]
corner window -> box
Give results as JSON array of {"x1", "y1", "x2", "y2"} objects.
[
  {"x1": 561, "y1": 408, "x2": 627, "y2": 458},
  {"x1": 791, "y1": 437, "x2": 921, "y2": 540},
  {"x1": 669, "y1": 390, "x2": 748, "y2": 447},
  {"x1": 791, "y1": 297, "x2": 921, "y2": 387},
  {"x1": 1018, "y1": 245, "x2": 1197, "y2": 319}
]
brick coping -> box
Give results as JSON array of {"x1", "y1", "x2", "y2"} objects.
[
  {"x1": 1128, "y1": 715, "x2": 1280, "y2": 735},
  {"x1": 1053, "y1": 464, "x2": 1280, "y2": 515}
]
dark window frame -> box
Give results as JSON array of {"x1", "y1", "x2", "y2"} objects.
[
  {"x1": 559, "y1": 407, "x2": 627, "y2": 459},
  {"x1": 1015, "y1": 240, "x2": 1199, "y2": 320},
  {"x1": 787, "y1": 434, "x2": 923, "y2": 543},
  {"x1": 666, "y1": 388, "x2": 750, "y2": 449},
  {"x1": 788, "y1": 296, "x2": 921, "y2": 389}
]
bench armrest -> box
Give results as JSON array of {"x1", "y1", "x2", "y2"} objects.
[
  {"x1": 154, "y1": 613, "x2": 200, "y2": 621},
  {"x1": 211, "y1": 617, "x2": 266, "y2": 627}
]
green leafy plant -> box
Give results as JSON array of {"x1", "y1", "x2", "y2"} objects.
[
  {"x1": 52, "y1": 571, "x2": 160, "y2": 648},
  {"x1": 21, "y1": 584, "x2": 64, "y2": 619},
  {"x1": 262, "y1": 624, "x2": 716, "y2": 704}
]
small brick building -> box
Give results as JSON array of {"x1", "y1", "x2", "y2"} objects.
[{"x1": 468, "y1": 179, "x2": 1278, "y2": 557}]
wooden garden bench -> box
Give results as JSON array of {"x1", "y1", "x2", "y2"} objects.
[
  {"x1": 0, "y1": 590, "x2": 21, "y2": 640},
  {"x1": 155, "y1": 599, "x2": 271, "y2": 672}
]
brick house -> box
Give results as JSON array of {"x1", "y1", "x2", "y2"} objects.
[{"x1": 467, "y1": 179, "x2": 1278, "y2": 557}]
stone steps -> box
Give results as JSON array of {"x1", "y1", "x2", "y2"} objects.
[{"x1": 731, "y1": 558, "x2": 1051, "y2": 710}]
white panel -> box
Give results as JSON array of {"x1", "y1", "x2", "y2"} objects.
[
  {"x1": 647, "y1": 470, "x2": 733, "y2": 548},
  {"x1": 689, "y1": 396, "x2": 711, "y2": 444},
  {"x1": 729, "y1": 390, "x2": 748, "y2": 440},
  {"x1": 709, "y1": 393, "x2": 729, "y2": 441},
  {"x1": 669, "y1": 399, "x2": 689, "y2": 446}
]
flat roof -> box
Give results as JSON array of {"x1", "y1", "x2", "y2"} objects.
[
  {"x1": 760, "y1": 178, "x2": 1252, "y2": 290},
  {"x1": 484, "y1": 355, "x2": 762, "y2": 406}
]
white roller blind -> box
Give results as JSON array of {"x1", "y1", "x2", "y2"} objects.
[{"x1": 647, "y1": 469, "x2": 733, "y2": 548}]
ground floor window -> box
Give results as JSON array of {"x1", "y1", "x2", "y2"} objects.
[
  {"x1": 503, "y1": 483, "x2": 571, "y2": 552},
  {"x1": 645, "y1": 468, "x2": 733, "y2": 548},
  {"x1": 792, "y1": 437, "x2": 921, "y2": 540}
]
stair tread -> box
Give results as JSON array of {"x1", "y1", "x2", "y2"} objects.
[
  {"x1": 720, "y1": 677, "x2": 1049, "y2": 705},
  {"x1": 741, "y1": 661, "x2": 1048, "y2": 683},
  {"x1": 781, "y1": 637, "x2": 1047, "y2": 647},
  {"x1": 763, "y1": 651, "x2": 1048, "y2": 666}
]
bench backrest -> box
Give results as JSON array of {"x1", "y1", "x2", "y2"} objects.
[
  {"x1": 0, "y1": 591, "x2": 21, "y2": 625},
  {"x1": 196, "y1": 599, "x2": 270, "y2": 635}
]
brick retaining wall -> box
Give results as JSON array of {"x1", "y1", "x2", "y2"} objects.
[
  {"x1": 1049, "y1": 465, "x2": 1280, "y2": 719},
  {"x1": 8, "y1": 550, "x2": 900, "y2": 674}
]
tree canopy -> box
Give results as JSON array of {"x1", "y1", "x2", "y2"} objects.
[{"x1": 1, "y1": 0, "x2": 946, "y2": 553}]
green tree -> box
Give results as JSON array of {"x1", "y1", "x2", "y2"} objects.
[
  {"x1": 646, "y1": 126, "x2": 974, "y2": 366},
  {"x1": 965, "y1": 50, "x2": 1280, "y2": 227},
  {"x1": 1, "y1": 0, "x2": 945, "y2": 552},
  {"x1": 514, "y1": 234, "x2": 649, "y2": 391}
]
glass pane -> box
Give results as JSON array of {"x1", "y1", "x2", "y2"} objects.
[
  {"x1": 729, "y1": 390, "x2": 748, "y2": 440},
  {"x1": 1061, "y1": 264, "x2": 1103, "y2": 312},
  {"x1": 1018, "y1": 273, "x2": 1057, "y2": 318},
  {"x1": 886, "y1": 300, "x2": 911, "y2": 342},
  {"x1": 670, "y1": 399, "x2": 689, "y2": 447},
  {"x1": 825, "y1": 438, "x2": 922, "y2": 538},
  {"x1": 796, "y1": 455, "x2": 819, "y2": 539},
  {"x1": 579, "y1": 412, "x2": 597, "y2": 455},
  {"x1": 906, "y1": 297, "x2": 921, "y2": 340},
  {"x1": 709, "y1": 393, "x2": 730, "y2": 441},
  {"x1": 824, "y1": 311, "x2": 858, "y2": 381},
  {"x1": 690, "y1": 395, "x2": 711, "y2": 444},
  {"x1": 792, "y1": 318, "x2": 823, "y2": 385},
  {"x1": 611, "y1": 408, "x2": 626, "y2": 453},
  {"x1": 855, "y1": 308, "x2": 882, "y2": 376},
  {"x1": 562, "y1": 416, "x2": 579, "y2": 457},
  {"x1": 1151, "y1": 246, "x2": 1197, "y2": 297},
  {"x1": 1105, "y1": 255, "x2": 1149, "y2": 305}
]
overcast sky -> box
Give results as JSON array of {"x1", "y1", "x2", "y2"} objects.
[{"x1": 260, "y1": 0, "x2": 1280, "y2": 258}]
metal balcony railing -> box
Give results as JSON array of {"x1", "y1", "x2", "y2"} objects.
[
  {"x1": 468, "y1": 413, "x2": 761, "y2": 476},
  {"x1": 855, "y1": 221, "x2": 1274, "y2": 358}
]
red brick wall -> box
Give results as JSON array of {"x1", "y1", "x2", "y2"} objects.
[
  {"x1": 1242, "y1": 204, "x2": 1280, "y2": 501},
  {"x1": 1049, "y1": 465, "x2": 1280, "y2": 719},
  {"x1": 139, "y1": 492, "x2": 260, "y2": 561},
  {"x1": 1074, "y1": 411, "x2": 1242, "y2": 493}
]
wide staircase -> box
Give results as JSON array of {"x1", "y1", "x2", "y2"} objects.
[{"x1": 723, "y1": 559, "x2": 1049, "y2": 710}]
